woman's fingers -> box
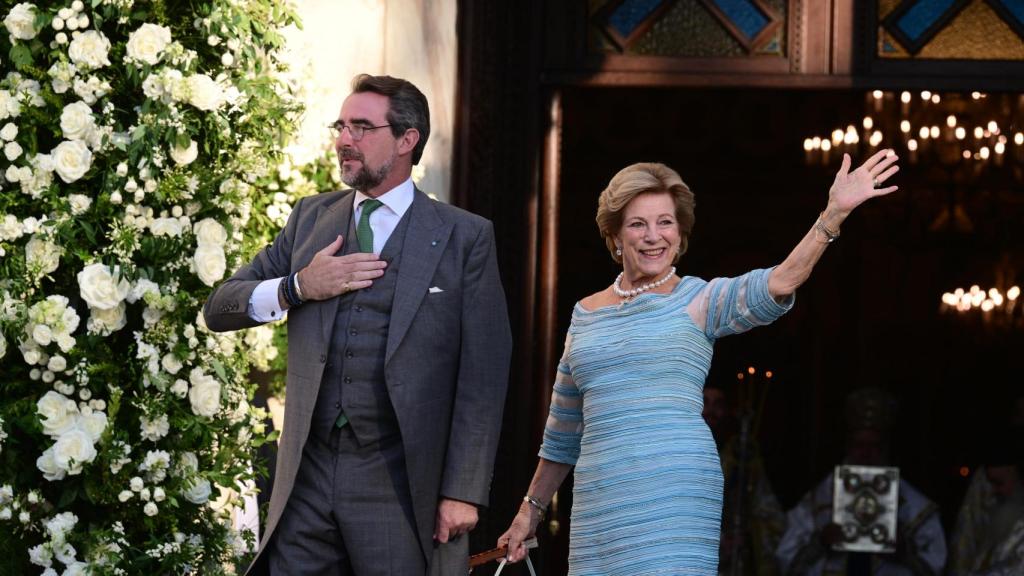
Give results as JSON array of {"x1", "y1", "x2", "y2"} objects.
[
  {"x1": 873, "y1": 165, "x2": 899, "y2": 184},
  {"x1": 867, "y1": 153, "x2": 899, "y2": 177},
  {"x1": 837, "y1": 153, "x2": 852, "y2": 177},
  {"x1": 862, "y1": 148, "x2": 895, "y2": 171}
]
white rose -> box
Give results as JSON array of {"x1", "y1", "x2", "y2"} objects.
[
  {"x1": 0, "y1": 122, "x2": 16, "y2": 141},
  {"x1": 143, "y1": 502, "x2": 158, "y2": 516},
  {"x1": 0, "y1": 334, "x2": 6, "y2": 360},
  {"x1": 128, "y1": 278, "x2": 159, "y2": 304},
  {"x1": 37, "y1": 391, "x2": 78, "y2": 438},
  {"x1": 68, "y1": 194, "x2": 91, "y2": 215},
  {"x1": 52, "y1": 429, "x2": 97, "y2": 475},
  {"x1": 63, "y1": 562, "x2": 88, "y2": 576},
  {"x1": 170, "y1": 379, "x2": 188, "y2": 398},
  {"x1": 193, "y1": 245, "x2": 226, "y2": 287},
  {"x1": 182, "y1": 478, "x2": 211, "y2": 504},
  {"x1": 125, "y1": 23, "x2": 172, "y2": 66},
  {"x1": 149, "y1": 217, "x2": 184, "y2": 237},
  {"x1": 32, "y1": 323, "x2": 52, "y2": 346},
  {"x1": 86, "y1": 301, "x2": 126, "y2": 335},
  {"x1": 32, "y1": 152, "x2": 54, "y2": 173},
  {"x1": 153, "y1": 487, "x2": 165, "y2": 502},
  {"x1": 3, "y1": 141, "x2": 21, "y2": 160},
  {"x1": 67, "y1": 30, "x2": 112, "y2": 70},
  {"x1": 25, "y1": 236, "x2": 62, "y2": 275},
  {"x1": 141, "y1": 74, "x2": 163, "y2": 100},
  {"x1": 170, "y1": 139, "x2": 198, "y2": 165},
  {"x1": 59, "y1": 101, "x2": 95, "y2": 141},
  {"x1": 193, "y1": 218, "x2": 227, "y2": 246},
  {"x1": 51, "y1": 140, "x2": 92, "y2": 183},
  {"x1": 178, "y1": 451, "x2": 199, "y2": 473},
  {"x1": 28, "y1": 543, "x2": 52, "y2": 567},
  {"x1": 115, "y1": 162, "x2": 128, "y2": 177},
  {"x1": 36, "y1": 447, "x2": 66, "y2": 481},
  {"x1": 0, "y1": 90, "x2": 21, "y2": 120},
  {"x1": 185, "y1": 74, "x2": 225, "y2": 111},
  {"x1": 117, "y1": 490, "x2": 131, "y2": 502},
  {"x1": 161, "y1": 353, "x2": 182, "y2": 375},
  {"x1": 3, "y1": 3, "x2": 38, "y2": 40},
  {"x1": 55, "y1": 334, "x2": 75, "y2": 353},
  {"x1": 77, "y1": 263, "x2": 130, "y2": 310},
  {"x1": 47, "y1": 355, "x2": 66, "y2": 372},
  {"x1": 139, "y1": 413, "x2": 169, "y2": 441},
  {"x1": 188, "y1": 370, "x2": 221, "y2": 418},
  {"x1": 76, "y1": 410, "x2": 106, "y2": 442}
]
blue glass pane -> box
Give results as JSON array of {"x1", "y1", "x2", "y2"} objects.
[
  {"x1": 992, "y1": 0, "x2": 1024, "y2": 25},
  {"x1": 608, "y1": 0, "x2": 664, "y2": 38},
  {"x1": 712, "y1": 0, "x2": 769, "y2": 40},
  {"x1": 883, "y1": 39, "x2": 898, "y2": 52},
  {"x1": 896, "y1": 0, "x2": 957, "y2": 41}
]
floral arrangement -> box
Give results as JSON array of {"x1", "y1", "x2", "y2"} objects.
[{"x1": 0, "y1": 0, "x2": 306, "y2": 573}]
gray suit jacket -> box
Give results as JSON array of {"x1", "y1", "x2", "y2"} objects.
[{"x1": 203, "y1": 189, "x2": 512, "y2": 570}]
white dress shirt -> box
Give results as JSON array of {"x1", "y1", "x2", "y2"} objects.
[{"x1": 247, "y1": 177, "x2": 416, "y2": 322}]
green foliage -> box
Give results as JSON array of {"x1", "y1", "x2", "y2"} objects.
[{"x1": 0, "y1": 0, "x2": 316, "y2": 573}]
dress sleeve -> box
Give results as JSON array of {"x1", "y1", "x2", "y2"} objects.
[
  {"x1": 538, "y1": 331, "x2": 583, "y2": 466},
  {"x1": 692, "y1": 267, "x2": 795, "y2": 339}
]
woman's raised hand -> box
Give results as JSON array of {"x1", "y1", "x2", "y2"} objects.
[{"x1": 827, "y1": 149, "x2": 900, "y2": 217}]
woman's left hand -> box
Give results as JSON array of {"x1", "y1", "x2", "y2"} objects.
[{"x1": 827, "y1": 149, "x2": 900, "y2": 217}]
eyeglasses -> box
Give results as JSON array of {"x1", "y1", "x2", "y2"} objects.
[{"x1": 327, "y1": 120, "x2": 393, "y2": 141}]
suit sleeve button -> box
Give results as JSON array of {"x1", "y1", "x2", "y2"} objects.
[{"x1": 319, "y1": 354, "x2": 326, "y2": 363}]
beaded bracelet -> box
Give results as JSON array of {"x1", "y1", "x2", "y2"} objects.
[{"x1": 281, "y1": 273, "x2": 303, "y2": 307}]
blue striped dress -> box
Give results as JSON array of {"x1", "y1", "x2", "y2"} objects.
[{"x1": 540, "y1": 268, "x2": 793, "y2": 575}]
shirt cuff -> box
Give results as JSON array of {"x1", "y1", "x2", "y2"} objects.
[{"x1": 248, "y1": 278, "x2": 287, "y2": 322}]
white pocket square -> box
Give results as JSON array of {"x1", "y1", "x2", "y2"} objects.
[{"x1": 428, "y1": 286, "x2": 444, "y2": 294}]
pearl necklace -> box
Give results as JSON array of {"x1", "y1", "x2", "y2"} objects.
[{"x1": 613, "y1": 267, "x2": 676, "y2": 299}]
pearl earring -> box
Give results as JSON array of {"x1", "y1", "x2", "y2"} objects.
[{"x1": 616, "y1": 248, "x2": 622, "y2": 256}]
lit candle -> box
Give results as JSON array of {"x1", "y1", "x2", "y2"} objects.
[{"x1": 872, "y1": 90, "x2": 884, "y2": 112}]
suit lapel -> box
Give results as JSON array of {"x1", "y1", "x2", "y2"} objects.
[
  {"x1": 311, "y1": 191, "x2": 355, "y2": 347},
  {"x1": 386, "y1": 190, "x2": 453, "y2": 365}
]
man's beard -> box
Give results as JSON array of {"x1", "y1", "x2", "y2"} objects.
[{"x1": 340, "y1": 151, "x2": 395, "y2": 192}]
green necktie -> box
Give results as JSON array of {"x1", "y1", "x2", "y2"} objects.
[
  {"x1": 356, "y1": 198, "x2": 384, "y2": 253},
  {"x1": 336, "y1": 198, "x2": 384, "y2": 429}
]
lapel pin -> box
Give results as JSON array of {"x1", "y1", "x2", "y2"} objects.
[{"x1": 431, "y1": 240, "x2": 438, "y2": 246}]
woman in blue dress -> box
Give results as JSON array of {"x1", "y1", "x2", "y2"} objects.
[{"x1": 498, "y1": 151, "x2": 901, "y2": 575}]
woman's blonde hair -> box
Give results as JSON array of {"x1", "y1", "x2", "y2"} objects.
[{"x1": 595, "y1": 162, "x2": 695, "y2": 264}]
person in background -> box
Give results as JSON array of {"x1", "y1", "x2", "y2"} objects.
[
  {"x1": 776, "y1": 388, "x2": 947, "y2": 576},
  {"x1": 703, "y1": 381, "x2": 786, "y2": 576},
  {"x1": 947, "y1": 396, "x2": 1024, "y2": 576}
]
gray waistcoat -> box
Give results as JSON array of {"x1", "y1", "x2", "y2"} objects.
[{"x1": 309, "y1": 207, "x2": 412, "y2": 445}]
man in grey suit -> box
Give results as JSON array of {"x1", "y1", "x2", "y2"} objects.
[{"x1": 204, "y1": 74, "x2": 513, "y2": 575}]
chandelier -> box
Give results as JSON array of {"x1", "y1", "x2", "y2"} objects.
[
  {"x1": 802, "y1": 91, "x2": 1024, "y2": 325},
  {"x1": 802, "y1": 91, "x2": 1024, "y2": 174}
]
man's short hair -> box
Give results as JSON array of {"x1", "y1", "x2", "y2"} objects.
[{"x1": 351, "y1": 74, "x2": 430, "y2": 165}]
